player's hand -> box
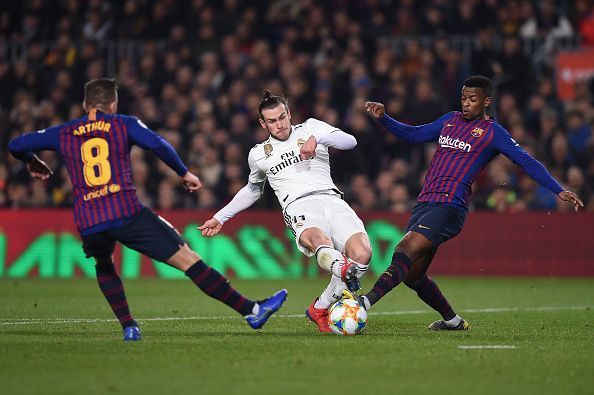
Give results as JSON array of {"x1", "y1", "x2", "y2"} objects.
[
  {"x1": 558, "y1": 191, "x2": 584, "y2": 212},
  {"x1": 364, "y1": 101, "x2": 385, "y2": 119},
  {"x1": 27, "y1": 155, "x2": 53, "y2": 180},
  {"x1": 181, "y1": 171, "x2": 202, "y2": 192},
  {"x1": 299, "y1": 136, "x2": 317, "y2": 160},
  {"x1": 198, "y1": 218, "x2": 223, "y2": 237}
]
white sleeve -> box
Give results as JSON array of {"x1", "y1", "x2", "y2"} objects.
[
  {"x1": 213, "y1": 149, "x2": 266, "y2": 225},
  {"x1": 213, "y1": 182, "x2": 263, "y2": 225},
  {"x1": 247, "y1": 148, "x2": 267, "y2": 184},
  {"x1": 307, "y1": 118, "x2": 357, "y2": 150}
]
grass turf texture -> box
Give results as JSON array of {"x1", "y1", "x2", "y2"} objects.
[{"x1": 1, "y1": 277, "x2": 592, "y2": 395}]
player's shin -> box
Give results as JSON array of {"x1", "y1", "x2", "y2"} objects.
[
  {"x1": 315, "y1": 275, "x2": 345, "y2": 309},
  {"x1": 315, "y1": 262, "x2": 368, "y2": 309},
  {"x1": 314, "y1": 245, "x2": 348, "y2": 278},
  {"x1": 364, "y1": 251, "x2": 412, "y2": 307},
  {"x1": 407, "y1": 275, "x2": 456, "y2": 321},
  {"x1": 95, "y1": 263, "x2": 138, "y2": 329},
  {"x1": 184, "y1": 260, "x2": 256, "y2": 316}
]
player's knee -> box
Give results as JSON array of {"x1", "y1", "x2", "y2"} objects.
[
  {"x1": 394, "y1": 243, "x2": 414, "y2": 261},
  {"x1": 166, "y1": 244, "x2": 201, "y2": 271},
  {"x1": 349, "y1": 246, "x2": 372, "y2": 265},
  {"x1": 300, "y1": 228, "x2": 332, "y2": 251},
  {"x1": 403, "y1": 279, "x2": 416, "y2": 289},
  {"x1": 396, "y1": 238, "x2": 431, "y2": 262}
]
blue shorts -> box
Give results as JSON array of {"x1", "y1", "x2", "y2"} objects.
[
  {"x1": 406, "y1": 202, "x2": 467, "y2": 250},
  {"x1": 81, "y1": 208, "x2": 185, "y2": 261}
]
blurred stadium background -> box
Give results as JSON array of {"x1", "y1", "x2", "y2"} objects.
[
  {"x1": 0, "y1": 0, "x2": 593, "y2": 278},
  {"x1": 1, "y1": 2, "x2": 593, "y2": 395}
]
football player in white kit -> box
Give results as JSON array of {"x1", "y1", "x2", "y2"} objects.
[{"x1": 199, "y1": 90, "x2": 372, "y2": 333}]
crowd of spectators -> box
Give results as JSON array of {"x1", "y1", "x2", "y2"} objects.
[{"x1": 1, "y1": 0, "x2": 593, "y2": 214}]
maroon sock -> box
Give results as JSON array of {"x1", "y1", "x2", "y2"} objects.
[
  {"x1": 96, "y1": 263, "x2": 137, "y2": 329},
  {"x1": 408, "y1": 275, "x2": 455, "y2": 320},
  {"x1": 365, "y1": 252, "x2": 412, "y2": 306},
  {"x1": 185, "y1": 260, "x2": 255, "y2": 316}
]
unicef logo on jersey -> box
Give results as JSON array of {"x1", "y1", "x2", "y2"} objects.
[{"x1": 83, "y1": 183, "x2": 121, "y2": 201}]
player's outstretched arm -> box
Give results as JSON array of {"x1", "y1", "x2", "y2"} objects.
[
  {"x1": 181, "y1": 171, "x2": 202, "y2": 192},
  {"x1": 558, "y1": 191, "x2": 584, "y2": 212},
  {"x1": 364, "y1": 100, "x2": 446, "y2": 143},
  {"x1": 198, "y1": 218, "x2": 223, "y2": 237},
  {"x1": 198, "y1": 181, "x2": 264, "y2": 237},
  {"x1": 127, "y1": 117, "x2": 189, "y2": 177},
  {"x1": 492, "y1": 124, "x2": 584, "y2": 212}
]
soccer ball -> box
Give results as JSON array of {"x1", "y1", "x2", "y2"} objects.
[{"x1": 328, "y1": 298, "x2": 367, "y2": 335}]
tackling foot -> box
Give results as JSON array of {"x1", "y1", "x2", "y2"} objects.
[
  {"x1": 340, "y1": 260, "x2": 360, "y2": 292},
  {"x1": 305, "y1": 298, "x2": 332, "y2": 333},
  {"x1": 246, "y1": 289, "x2": 288, "y2": 330},
  {"x1": 341, "y1": 289, "x2": 366, "y2": 310}
]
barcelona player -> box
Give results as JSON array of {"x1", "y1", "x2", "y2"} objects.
[
  {"x1": 348, "y1": 75, "x2": 583, "y2": 330},
  {"x1": 8, "y1": 78, "x2": 287, "y2": 340}
]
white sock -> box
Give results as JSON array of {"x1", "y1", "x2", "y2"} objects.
[
  {"x1": 315, "y1": 275, "x2": 345, "y2": 309},
  {"x1": 361, "y1": 295, "x2": 371, "y2": 310},
  {"x1": 445, "y1": 315, "x2": 462, "y2": 327},
  {"x1": 248, "y1": 303, "x2": 260, "y2": 316},
  {"x1": 316, "y1": 262, "x2": 370, "y2": 309},
  {"x1": 354, "y1": 262, "x2": 368, "y2": 280},
  {"x1": 315, "y1": 245, "x2": 347, "y2": 277}
]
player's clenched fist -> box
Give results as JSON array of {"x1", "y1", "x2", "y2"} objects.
[
  {"x1": 364, "y1": 101, "x2": 385, "y2": 119},
  {"x1": 198, "y1": 218, "x2": 223, "y2": 237},
  {"x1": 299, "y1": 135, "x2": 317, "y2": 160},
  {"x1": 27, "y1": 154, "x2": 53, "y2": 180},
  {"x1": 181, "y1": 171, "x2": 202, "y2": 192}
]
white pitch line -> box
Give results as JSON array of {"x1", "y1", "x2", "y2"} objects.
[
  {"x1": 458, "y1": 345, "x2": 517, "y2": 349},
  {"x1": 0, "y1": 305, "x2": 590, "y2": 326}
]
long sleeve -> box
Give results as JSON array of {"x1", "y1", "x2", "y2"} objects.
[
  {"x1": 213, "y1": 182, "x2": 263, "y2": 224},
  {"x1": 8, "y1": 126, "x2": 62, "y2": 161},
  {"x1": 126, "y1": 117, "x2": 188, "y2": 176},
  {"x1": 378, "y1": 112, "x2": 455, "y2": 143},
  {"x1": 492, "y1": 124, "x2": 563, "y2": 195},
  {"x1": 307, "y1": 118, "x2": 357, "y2": 150}
]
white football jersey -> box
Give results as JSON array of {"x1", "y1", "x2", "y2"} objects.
[{"x1": 248, "y1": 118, "x2": 342, "y2": 210}]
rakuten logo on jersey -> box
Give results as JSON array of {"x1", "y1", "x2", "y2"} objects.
[{"x1": 439, "y1": 135, "x2": 472, "y2": 152}]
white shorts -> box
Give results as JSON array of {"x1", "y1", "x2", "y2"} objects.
[{"x1": 283, "y1": 194, "x2": 367, "y2": 257}]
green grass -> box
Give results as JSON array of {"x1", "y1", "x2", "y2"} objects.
[{"x1": 1, "y1": 277, "x2": 593, "y2": 395}]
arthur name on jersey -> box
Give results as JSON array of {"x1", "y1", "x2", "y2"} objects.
[{"x1": 73, "y1": 120, "x2": 112, "y2": 136}]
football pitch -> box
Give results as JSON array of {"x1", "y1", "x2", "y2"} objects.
[{"x1": 1, "y1": 277, "x2": 592, "y2": 395}]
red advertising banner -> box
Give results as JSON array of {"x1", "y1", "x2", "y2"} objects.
[
  {"x1": 556, "y1": 49, "x2": 594, "y2": 100},
  {"x1": 0, "y1": 209, "x2": 592, "y2": 278}
]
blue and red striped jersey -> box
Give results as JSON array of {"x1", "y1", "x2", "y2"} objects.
[
  {"x1": 379, "y1": 111, "x2": 564, "y2": 210},
  {"x1": 8, "y1": 110, "x2": 188, "y2": 234}
]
